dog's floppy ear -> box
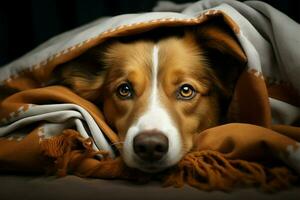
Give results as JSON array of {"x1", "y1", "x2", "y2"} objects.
[
  {"x1": 54, "y1": 46, "x2": 107, "y2": 101},
  {"x1": 195, "y1": 18, "x2": 247, "y2": 95}
]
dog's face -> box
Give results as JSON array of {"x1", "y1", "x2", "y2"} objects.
[
  {"x1": 57, "y1": 20, "x2": 246, "y2": 173},
  {"x1": 101, "y1": 35, "x2": 221, "y2": 172}
]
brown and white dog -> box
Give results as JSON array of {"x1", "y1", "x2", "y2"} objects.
[{"x1": 55, "y1": 19, "x2": 246, "y2": 173}]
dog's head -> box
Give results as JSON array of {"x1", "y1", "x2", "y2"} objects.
[{"x1": 56, "y1": 19, "x2": 246, "y2": 173}]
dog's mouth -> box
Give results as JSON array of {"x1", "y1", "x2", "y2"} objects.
[
  {"x1": 122, "y1": 148, "x2": 184, "y2": 173},
  {"x1": 131, "y1": 156, "x2": 169, "y2": 173},
  {"x1": 137, "y1": 165, "x2": 166, "y2": 173}
]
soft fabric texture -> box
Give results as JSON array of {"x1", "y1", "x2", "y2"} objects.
[
  {"x1": 2, "y1": 175, "x2": 300, "y2": 200},
  {"x1": 0, "y1": 0, "x2": 300, "y2": 191}
]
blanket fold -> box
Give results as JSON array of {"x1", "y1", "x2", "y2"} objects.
[{"x1": 1, "y1": 0, "x2": 300, "y2": 191}]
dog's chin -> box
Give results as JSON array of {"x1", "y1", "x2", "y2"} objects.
[
  {"x1": 136, "y1": 165, "x2": 167, "y2": 173},
  {"x1": 123, "y1": 155, "x2": 182, "y2": 173},
  {"x1": 128, "y1": 160, "x2": 168, "y2": 173},
  {"x1": 135, "y1": 162, "x2": 168, "y2": 173}
]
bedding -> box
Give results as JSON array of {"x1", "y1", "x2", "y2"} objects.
[
  {"x1": 1, "y1": 175, "x2": 300, "y2": 200},
  {"x1": 0, "y1": 0, "x2": 300, "y2": 191}
]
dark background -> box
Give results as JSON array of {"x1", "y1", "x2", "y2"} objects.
[{"x1": 0, "y1": 0, "x2": 299, "y2": 66}]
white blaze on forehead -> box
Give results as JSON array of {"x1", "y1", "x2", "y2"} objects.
[
  {"x1": 150, "y1": 45, "x2": 159, "y2": 110},
  {"x1": 141, "y1": 45, "x2": 164, "y2": 130},
  {"x1": 123, "y1": 45, "x2": 183, "y2": 170}
]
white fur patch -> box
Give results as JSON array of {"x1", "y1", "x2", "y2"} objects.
[{"x1": 123, "y1": 45, "x2": 183, "y2": 171}]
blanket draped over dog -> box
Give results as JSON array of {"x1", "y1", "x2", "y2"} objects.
[{"x1": 1, "y1": 0, "x2": 300, "y2": 191}]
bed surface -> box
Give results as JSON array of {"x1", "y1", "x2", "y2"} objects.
[{"x1": 1, "y1": 175, "x2": 299, "y2": 200}]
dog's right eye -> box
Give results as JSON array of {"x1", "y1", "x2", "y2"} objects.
[{"x1": 117, "y1": 83, "x2": 134, "y2": 99}]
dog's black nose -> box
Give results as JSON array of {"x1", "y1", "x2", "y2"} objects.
[{"x1": 133, "y1": 130, "x2": 169, "y2": 162}]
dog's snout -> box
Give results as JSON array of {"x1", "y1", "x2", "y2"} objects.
[{"x1": 133, "y1": 130, "x2": 169, "y2": 162}]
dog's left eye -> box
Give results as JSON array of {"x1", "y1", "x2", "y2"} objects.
[
  {"x1": 177, "y1": 84, "x2": 196, "y2": 100},
  {"x1": 117, "y1": 83, "x2": 134, "y2": 99}
]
